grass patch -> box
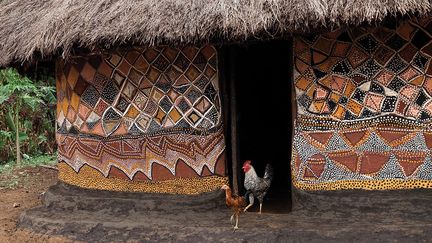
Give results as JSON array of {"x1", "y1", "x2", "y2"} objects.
[
  {"x1": 0, "y1": 153, "x2": 57, "y2": 173},
  {"x1": 0, "y1": 153, "x2": 57, "y2": 189},
  {"x1": 22, "y1": 153, "x2": 57, "y2": 167}
]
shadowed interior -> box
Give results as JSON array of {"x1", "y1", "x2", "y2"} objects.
[{"x1": 233, "y1": 40, "x2": 293, "y2": 213}]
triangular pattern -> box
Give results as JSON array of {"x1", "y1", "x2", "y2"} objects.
[
  {"x1": 359, "y1": 153, "x2": 391, "y2": 174},
  {"x1": 319, "y1": 157, "x2": 366, "y2": 181},
  {"x1": 111, "y1": 122, "x2": 128, "y2": 136},
  {"x1": 58, "y1": 128, "x2": 226, "y2": 181},
  {"x1": 175, "y1": 160, "x2": 200, "y2": 177},
  {"x1": 357, "y1": 132, "x2": 391, "y2": 152},
  {"x1": 303, "y1": 164, "x2": 326, "y2": 179},
  {"x1": 293, "y1": 20, "x2": 432, "y2": 123},
  {"x1": 148, "y1": 136, "x2": 163, "y2": 146},
  {"x1": 396, "y1": 132, "x2": 428, "y2": 151},
  {"x1": 122, "y1": 141, "x2": 137, "y2": 153},
  {"x1": 325, "y1": 133, "x2": 350, "y2": 150},
  {"x1": 291, "y1": 21, "x2": 432, "y2": 190},
  {"x1": 413, "y1": 156, "x2": 432, "y2": 180},
  {"x1": 294, "y1": 134, "x2": 320, "y2": 162},
  {"x1": 340, "y1": 130, "x2": 368, "y2": 147},
  {"x1": 423, "y1": 132, "x2": 432, "y2": 149},
  {"x1": 375, "y1": 154, "x2": 405, "y2": 179},
  {"x1": 123, "y1": 138, "x2": 141, "y2": 150},
  {"x1": 105, "y1": 141, "x2": 121, "y2": 151},
  {"x1": 398, "y1": 159, "x2": 424, "y2": 177},
  {"x1": 78, "y1": 139, "x2": 101, "y2": 154},
  {"x1": 307, "y1": 132, "x2": 333, "y2": 147},
  {"x1": 376, "y1": 130, "x2": 411, "y2": 145},
  {"x1": 328, "y1": 153, "x2": 358, "y2": 172}
]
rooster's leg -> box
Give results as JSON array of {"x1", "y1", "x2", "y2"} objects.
[
  {"x1": 230, "y1": 214, "x2": 234, "y2": 225},
  {"x1": 243, "y1": 194, "x2": 254, "y2": 212},
  {"x1": 233, "y1": 214, "x2": 239, "y2": 230},
  {"x1": 258, "y1": 195, "x2": 265, "y2": 214}
]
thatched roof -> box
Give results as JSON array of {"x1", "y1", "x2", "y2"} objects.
[{"x1": 0, "y1": 0, "x2": 431, "y2": 67}]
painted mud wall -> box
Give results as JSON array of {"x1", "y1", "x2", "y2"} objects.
[
  {"x1": 293, "y1": 18, "x2": 432, "y2": 190},
  {"x1": 55, "y1": 45, "x2": 227, "y2": 194}
]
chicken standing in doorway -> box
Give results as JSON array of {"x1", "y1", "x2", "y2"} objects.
[{"x1": 242, "y1": 160, "x2": 273, "y2": 214}]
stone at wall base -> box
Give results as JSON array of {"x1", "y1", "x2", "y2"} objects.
[
  {"x1": 292, "y1": 186, "x2": 432, "y2": 213},
  {"x1": 39, "y1": 182, "x2": 225, "y2": 212}
]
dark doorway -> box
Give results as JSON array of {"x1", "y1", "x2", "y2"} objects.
[{"x1": 227, "y1": 40, "x2": 293, "y2": 213}]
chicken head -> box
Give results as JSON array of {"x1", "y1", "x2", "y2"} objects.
[{"x1": 242, "y1": 160, "x2": 252, "y2": 173}]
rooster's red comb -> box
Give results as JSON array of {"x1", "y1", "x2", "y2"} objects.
[{"x1": 243, "y1": 160, "x2": 252, "y2": 166}]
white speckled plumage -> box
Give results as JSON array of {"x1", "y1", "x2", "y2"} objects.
[{"x1": 244, "y1": 163, "x2": 273, "y2": 209}]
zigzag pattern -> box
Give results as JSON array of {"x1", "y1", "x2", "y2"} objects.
[{"x1": 57, "y1": 128, "x2": 226, "y2": 180}]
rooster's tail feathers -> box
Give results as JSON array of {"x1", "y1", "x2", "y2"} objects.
[{"x1": 264, "y1": 164, "x2": 273, "y2": 182}]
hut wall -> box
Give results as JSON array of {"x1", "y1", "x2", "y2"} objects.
[
  {"x1": 55, "y1": 45, "x2": 227, "y2": 194},
  {"x1": 292, "y1": 18, "x2": 432, "y2": 190}
]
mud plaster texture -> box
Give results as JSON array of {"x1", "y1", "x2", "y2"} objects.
[{"x1": 18, "y1": 182, "x2": 432, "y2": 242}]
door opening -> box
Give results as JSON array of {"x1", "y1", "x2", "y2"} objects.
[{"x1": 229, "y1": 40, "x2": 293, "y2": 213}]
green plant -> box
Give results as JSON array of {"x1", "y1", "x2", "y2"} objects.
[{"x1": 0, "y1": 68, "x2": 55, "y2": 165}]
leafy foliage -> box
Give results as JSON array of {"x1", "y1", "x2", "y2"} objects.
[{"x1": 0, "y1": 68, "x2": 56, "y2": 165}]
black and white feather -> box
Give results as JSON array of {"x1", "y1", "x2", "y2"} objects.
[{"x1": 244, "y1": 163, "x2": 273, "y2": 206}]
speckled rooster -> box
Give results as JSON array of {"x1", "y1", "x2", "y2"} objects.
[{"x1": 242, "y1": 160, "x2": 273, "y2": 214}]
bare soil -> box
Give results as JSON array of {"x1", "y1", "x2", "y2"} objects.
[{"x1": 0, "y1": 166, "x2": 77, "y2": 243}]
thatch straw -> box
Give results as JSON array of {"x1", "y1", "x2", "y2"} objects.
[{"x1": 0, "y1": 0, "x2": 430, "y2": 66}]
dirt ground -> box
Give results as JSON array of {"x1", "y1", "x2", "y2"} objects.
[{"x1": 0, "y1": 166, "x2": 77, "y2": 243}]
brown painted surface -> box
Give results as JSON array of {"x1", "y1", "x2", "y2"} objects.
[
  {"x1": 132, "y1": 171, "x2": 150, "y2": 181},
  {"x1": 341, "y1": 131, "x2": 367, "y2": 147},
  {"x1": 304, "y1": 163, "x2": 325, "y2": 178},
  {"x1": 307, "y1": 132, "x2": 332, "y2": 146},
  {"x1": 151, "y1": 163, "x2": 175, "y2": 181},
  {"x1": 395, "y1": 151, "x2": 426, "y2": 176},
  {"x1": 329, "y1": 152, "x2": 358, "y2": 172},
  {"x1": 359, "y1": 153, "x2": 390, "y2": 174},
  {"x1": 377, "y1": 130, "x2": 410, "y2": 145},
  {"x1": 423, "y1": 132, "x2": 432, "y2": 149},
  {"x1": 309, "y1": 154, "x2": 326, "y2": 162},
  {"x1": 175, "y1": 160, "x2": 199, "y2": 178},
  {"x1": 398, "y1": 160, "x2": 423, "y2": 176},
  {"x1": 201, "y1": 165, "x2": 213, "y2": 177},
  {"x1": 214, "y1": 151, "x2": 226, "y2": 176},
  {"x1": 399, "y1": 43, "x2": 417, "y2": 62},
  {"x1": 108, "y1": 166, "x2": 130, "y2": 180},
  {"x1": 294, "y1": 155, "x2": 302, "y2": 176}
]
